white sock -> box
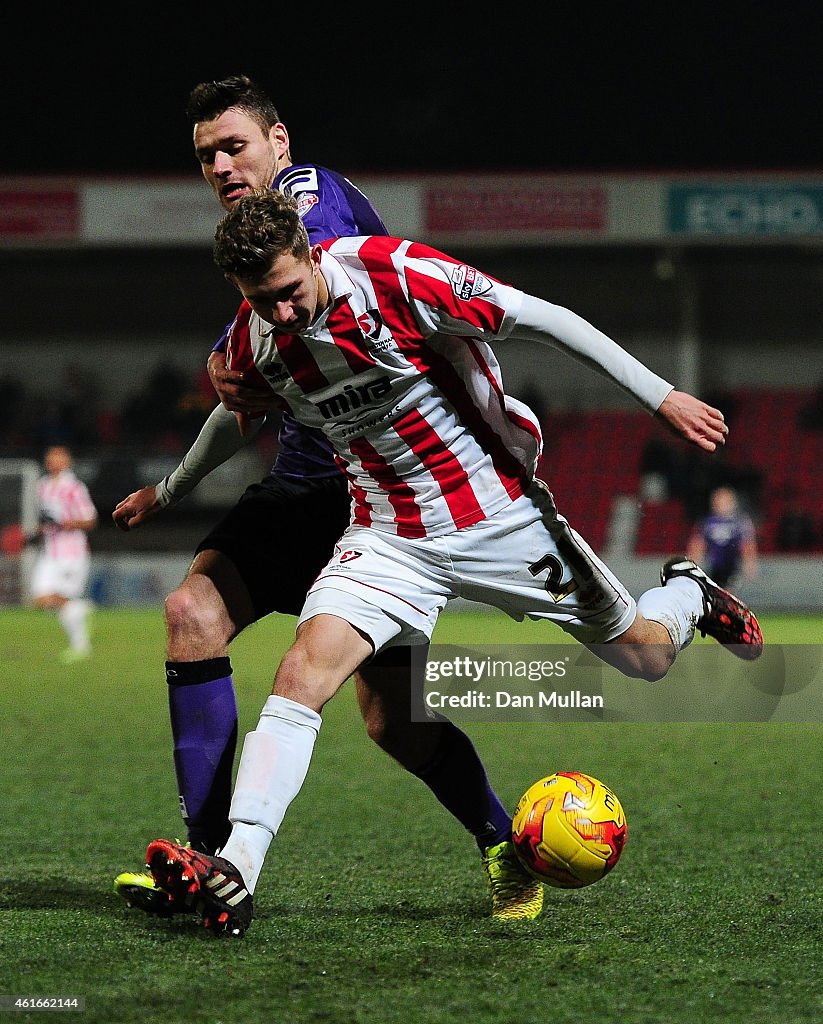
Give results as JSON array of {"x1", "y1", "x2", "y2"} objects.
[
  {"x1": 58, "y1": 599, "x2": 91, "y2": 652},
  {"x1": 220, "y1": 694, "x2": 322, "y2": 893},
  {"x1": 637, "y1": 576, "x2": 703, "y2": 652}
]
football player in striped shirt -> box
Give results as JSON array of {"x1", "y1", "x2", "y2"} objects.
[
  {"x1": 30, "y1": 445, "x2": 97, "y2": 663},
  {"x1": 143, "y1": 189, "x2": 762, "y2": 936},
  {"x1": 113, "y1": 77, "x2": 540, "y2": 924}
]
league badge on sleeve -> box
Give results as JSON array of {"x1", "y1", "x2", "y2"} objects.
[
  {"x1": 451, "y1": 264, "x2": 493, "y2": 301},
  {"x1": 296, "y1": 193, "x2": 319, "y2": 218}
]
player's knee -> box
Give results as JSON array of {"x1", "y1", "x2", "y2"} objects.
[
  {"x1": 631, "y1": 645, "x2": 676, "y2": 682},
  {"x1": 273, "y1": 645, "x2": 335, "y2": 711},
  {"x1": 164, "y1": 582, "x2": 226, "y2": 642}
]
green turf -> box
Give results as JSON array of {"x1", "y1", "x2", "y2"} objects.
[{"x1": 0, "y1": 607, "x2": 821, "y2": 1023}]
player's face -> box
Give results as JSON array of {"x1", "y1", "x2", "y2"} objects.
[
  {"x1": 712, "y1": 488, "x2": 737, "y2": 516},
  {"x1": 44, "y1": 446, "x2": 71, "y2": 475},
  {"x1": 193, "y1": 109, "x2": 290, "y2": 211},
  {"x1": 233, "y1": 245, "x2": 327, "y2": 333}
]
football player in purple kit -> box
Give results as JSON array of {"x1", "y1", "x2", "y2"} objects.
[
  {"x1": 687, "y1": 486, "x2": 759, "y2": 589},
  {"x1": 112, "y1": 76, "x2": 542, "y2": 921}
]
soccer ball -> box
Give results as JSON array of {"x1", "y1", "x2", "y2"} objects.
[{"x1": 511, "y1": 771, "x2": 627, "y2": 889}]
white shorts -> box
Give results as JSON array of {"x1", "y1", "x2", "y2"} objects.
[
  {"x1": 298, "y1": 481, "x2": 636, "y2": 652},
  {"x1": 30, "y1": 554, "x2": 90, "y2": 600}
]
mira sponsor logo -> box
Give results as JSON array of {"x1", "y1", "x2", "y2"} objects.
[{"x1": 315, "y1": 376, "x2": 392, "y2": 419}]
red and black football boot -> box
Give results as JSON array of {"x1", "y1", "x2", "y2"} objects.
[
  {"x1": 661, "y1": 557, "x2": 763, "y2": 660},
  {"x1": 146, "y1": 839, "x2": 253, "y2": 937}
]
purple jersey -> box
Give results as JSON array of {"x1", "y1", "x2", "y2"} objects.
[
  {"x1": 701, "y1": 512, "x2": 754, "y2": 577},
  {"x1": 214, "y1": 163, "x2": 389, "y2": 479}
]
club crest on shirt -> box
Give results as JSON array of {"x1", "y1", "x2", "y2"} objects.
[
  {"x1": 358, "y1": 309, "x2": 396, "y2": 353},
  {"x1": 451, "y1": 264, "x2": 492, "y2": 301},
  {"x1": 357, "y1": 309, "x2": 384, "y2": 340},
  {"x1": 338, "y1": 549, "x2": 363, "y2": 562}
]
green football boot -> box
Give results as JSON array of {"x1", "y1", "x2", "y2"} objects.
[
  {"x1": 114, "y1": 870, "x2": 193, "y2": 918},
  {"x1": 481, "y1": 840, "x2": 544, "y2": 921}
]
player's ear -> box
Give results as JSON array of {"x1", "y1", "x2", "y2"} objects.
[
  {"x1": 269, "y1": 122, "x2": 290, "y2": 158},
  {"x1": 309, "y1": 244, "x2": 323, "y2": 270},
  {"x1": 225, "y1": 273, "x2": 242, "y2": 292}
]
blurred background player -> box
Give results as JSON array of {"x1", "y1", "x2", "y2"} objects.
[
  {"x1": 113, "y1": 76, "x2": 540, "y2": 922},
  {"x1": 686, "y1": 485, "x2": 759, "y2": 589},
  {"x1": 29, "y1": 445, "x2": 97, "y2": 662}
]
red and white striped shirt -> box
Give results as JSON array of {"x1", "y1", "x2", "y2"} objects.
[
  {"x1": 225, "y1": 237, "x2": 542, "y2": 539},
  {"x1": 37, "y1": 470, "x2": 96, "y2": 559}
]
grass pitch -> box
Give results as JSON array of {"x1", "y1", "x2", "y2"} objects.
[{"x1": 0, "y1": 607, "x2": 821, "y2": 1024}]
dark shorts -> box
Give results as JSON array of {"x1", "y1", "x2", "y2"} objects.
[
  {"x1": 196, "y1": 473, "x2": 352, "y2": 619},
  {"x1": 709, "y1": 563, "x2": 738, "y2": 589}
]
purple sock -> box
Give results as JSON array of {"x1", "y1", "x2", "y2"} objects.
[
  {"x1": 166, "y1": 658, "x2": 238, "y2": 853},
  {"x1": 413, "y1": 721, "x2": 512, "y2": 850}
]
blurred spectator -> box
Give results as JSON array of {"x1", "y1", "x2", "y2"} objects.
[
  {"x1": 686, "y1": 486, "x2": 758, "y2": 587},
  {"x1": 176, "y1": 366, "x2": 220, "y2": 434},
  {"x1": 21, "y1": 363, "x2": 103, "y2": 452},
  {"x1": 56, "y1": 363, "x2": 102, "y2": 446},
  {"x1": 120, "y1": 360, "x2": 203, "y2": 448}
]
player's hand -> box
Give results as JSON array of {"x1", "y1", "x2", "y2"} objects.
[
  {"x1": 208, "y1": 350, "x2": 276, "y2": 416},
  {"x1": 112, "y1": 485, "x2": 162, "y2": 531},
  {"x1": 655, "y1": 390, "x2": 729, "y2": 452},
  {"x1": 233, "y1": 410, "x2": 257, "y2": 438}
]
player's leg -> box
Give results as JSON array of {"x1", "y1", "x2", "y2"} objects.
[
  {"x1": 454, "y1": 481, "x2": 761, "y2": 678},
  {"x1": 119, "y1": 475, "x2": 354, "y2": 916},
  {"x1": 58, "y1": 601, "x2": 92, "y2": 656},
  {"x1": 162, "y1": 547, "x2": 253, "y2": 853},
  {"x1": 659, "y1": 556, "x2": 762, "y2": 658},
  {"x1": 115, "y1": 545, "x2": 249, "y2": 918},
  {"x1": 62, "y1": 557, "x2": 93, "y2": 659},
  {"x1": 356, "y1": 649, "x2": 514, "y2": 851},
  {"x1": 31, "y1": 557, "x2": 91, "y2": 660},
  {"x1": 600, "y1": 558, "x2": 761, "y2": 672},
  {"x1": 148, "y1": 613, "x2": 372, "y2": 936},
  {"x1": 147, "y1": 540, "x2": 438, "y2": 934},
  {"x1": 115, "y1": 564, "x2": 245, "y2": 908},
  {"x1": 298, "y1": 530, "x2": 543, "y2": 921},
  {"x1": 159, "y1": 474, "x2": 349, "y2": 853}
]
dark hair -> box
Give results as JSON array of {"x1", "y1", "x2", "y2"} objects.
[
  {"x1": 213, "y1": 189, "x2": 310, "y2": 280},
  {"x1": 186, "y1": 75, "x2": 281, "y2": 135}
]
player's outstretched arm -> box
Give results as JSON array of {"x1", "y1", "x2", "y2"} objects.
[
  {"x1": 655, "y1": 390, "x2": 728, "y2": 452},
  {"x1": 113, "y1": 403, "x2": 264, "y2": 532},
  {"x1": 509, "y1": 297, "x2": 727, "y2": 452},
  {"x1": 510, "y1": 296, "x2": 673, "y2": 413}
]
